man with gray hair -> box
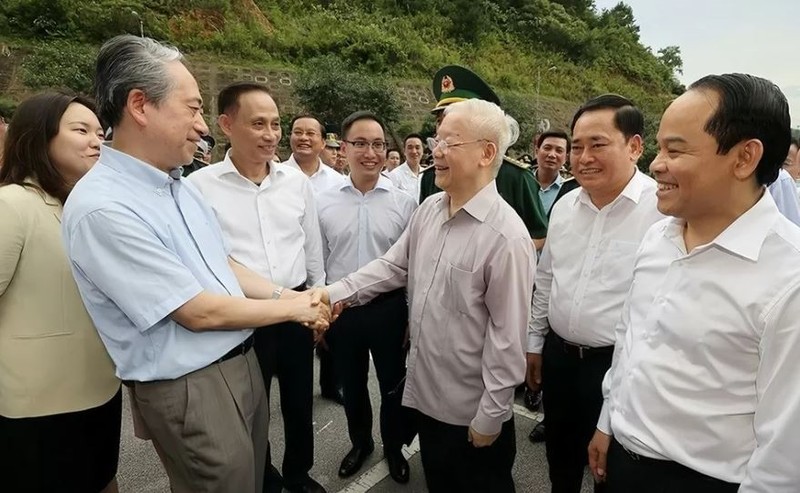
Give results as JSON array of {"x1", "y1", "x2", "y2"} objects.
[
  {"x1": 325, "y1": 98, "x2": 536, "y2": 492},
  {"x1": 61, "y1": 35, "x2": 332, "y2": 493}
]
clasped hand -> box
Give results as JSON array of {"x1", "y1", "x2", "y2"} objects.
[{"x1": 294, "y1": 288, "x2": 343, "y2": 334}]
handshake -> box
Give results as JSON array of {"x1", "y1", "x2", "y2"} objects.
[{"x1": 288, "y1": 288, "x2": 344, "y2": 334}]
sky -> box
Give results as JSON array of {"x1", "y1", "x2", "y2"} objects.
[{"x1": 593, "y1": 0, "x2": 800, "y2": 126}]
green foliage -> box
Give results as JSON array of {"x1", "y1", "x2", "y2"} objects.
[
  {"x1": 21, "y1": 42, "x2": 97, "y2": 94},
  {"x1": 1, "y1": 0, "x2": 73, "y2": 37},
  {"x1": 639, "y1": 114, "x2": 661, "y2": 174},
  {"x1": 1, "y1": 0, "x2": 683, "y2": 144},
  {"x1": 293, "y1": 55, "x2": 402, "y2": 131},
  {"x1": 0, "y1": 97, "x2": 17, "y2": 119}
]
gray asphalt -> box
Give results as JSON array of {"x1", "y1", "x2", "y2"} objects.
[{"x1": 117, "y1": 357, "x2": 593, "y2": 492}]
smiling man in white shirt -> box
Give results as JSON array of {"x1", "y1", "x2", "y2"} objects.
[
  {"x1": 388, "y1": 133, "x2": 424, "y2": 203},
  {"x1": 188, "y1": 83, "x2": 327, "y2": 493},
  {"x1": 317, "y1": 111, "x2": 417, "y2": 484},
  {"x1": 284, "y1": 115, "x2": 345, "y2": 194},
  {"x1": 588, "y1": 74, "x2": 800, "y2": 493},
  {"x1": 527, "y1": 94, "x2": 663, "y2": 493}
]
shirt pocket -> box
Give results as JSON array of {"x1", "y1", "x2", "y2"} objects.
[
  {"x1": 599, "y1": 240, "x2": 638, "y2": 291},
  {"x1": 445, "y1": 263, "x2": 484, "y2": 315}
]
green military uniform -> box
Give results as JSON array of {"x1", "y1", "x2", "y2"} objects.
[{"x1": 421, "y1": 65, "x2": 548, "y2": 240}]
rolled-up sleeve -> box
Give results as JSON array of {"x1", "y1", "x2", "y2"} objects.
[
  {"x1": 471, "y1": 236, "x2": 536, "y2": 435},
  {"x1": 65, "y1": 208, "x2": 204, "y2": 332}
]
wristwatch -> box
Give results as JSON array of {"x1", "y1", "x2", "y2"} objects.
[{"x1": 272, "y1": 286, "x2": 284, "y2": 300}]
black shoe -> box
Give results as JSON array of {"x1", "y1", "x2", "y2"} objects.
[
  {"x1": 338, "y1": 443, "x2": 375, "y2": 478},
  {"x1": 321, "y1": 387, "x2": 345, "y2": 406},
  {"x1": 524, "y1": 387, "x2": 542, "y2": 411},
  {"x1": 528, "y1": 421, "x2": 545, "y2": 443},
  {"x1": 386, "y1": 451, "x2": 410, "y2": 484},
  {"x1": 284, "y1": 477, "x2": 326, "y2": 493}
]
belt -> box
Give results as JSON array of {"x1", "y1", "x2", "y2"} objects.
[
  {"x1": 551, "y1": 332, "x2": 613, "y2": 360},
  {"x1": 121, "y1": 334, "x2": 255, "y2": 388},
  {"x1": 215, "y1": 334, "x2": 254, "y2": 364}
]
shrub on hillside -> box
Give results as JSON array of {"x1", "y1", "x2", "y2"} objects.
[
  {"x1": 293, "y1": 55, "x2": 401, "y2": 131},
  {"x1": 21, "y1": 42, "x2": 97, "y2": 94}
]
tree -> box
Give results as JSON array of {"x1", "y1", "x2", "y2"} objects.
[
  {"x1": 599, "y1": 2, "x2": 639, "y2": 38},
  {"x1": 293, "y1": 55, "x2": 402, "y2": 132},
  {"x1": 657, "y1": 45, "x2": 683, "y2": 76}
]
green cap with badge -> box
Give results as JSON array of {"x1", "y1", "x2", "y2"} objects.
[
  {"x1": 324, "y1": 132, "x2": 341, "y2": 149},
  {"x1": 431, "y1": 65, "x2": 501, "y2": 114}
]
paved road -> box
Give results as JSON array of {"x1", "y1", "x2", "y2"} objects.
[{"x1": 117, "y1": 357, "x2": 593, "y2": 492}]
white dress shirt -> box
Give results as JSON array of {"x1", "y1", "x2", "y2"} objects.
[
  {"x1": 188, "y1": 151, "x2": 325, "y2": 288},
  {"x1": 388, "y1": 162, "x2": 421, "y2": 204},
  {"x1": 528, "y1": 171, "x2": 662, "y2": 352},
  {"x1": 767, "y1": 168, "x2": 800, "y2": 226},
  {"x1": 600, "y1": 191, "x2": 800, "y2": 491},
  {"x1": 283, "y1": 154, "x2": 345, "y2": 195},
  {"x1": 316, "y1": 176, "x2": 417, "y2": 283}
]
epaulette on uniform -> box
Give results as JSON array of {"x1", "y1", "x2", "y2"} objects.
[{"x1": 503, "y1": 155, "x2": 531, "y2": 170}]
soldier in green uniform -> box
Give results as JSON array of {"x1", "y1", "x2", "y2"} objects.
[{"x1": 419, "y1": 66, "x2": 548, "y2": 248}]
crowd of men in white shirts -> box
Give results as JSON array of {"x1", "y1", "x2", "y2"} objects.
[{"x1": 4, "y1": 32, "x2": 799, "y2": 493}]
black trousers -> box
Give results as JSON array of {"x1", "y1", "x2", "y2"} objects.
[
  {"x1": 316, "y1": 343, "x2": 339, "y2": 394},
  {"x1": 417, "y1": 412, "x2": 516, "y2": 493},
  {"x1": 607, "y1": 439, "x2": 740, "y2": 493},
  {"x1": 326, "y1": 289, "x2": 408, "y2": 453},
  {"x1": 255, "y1": 319, "x2": 314, "y2": 487},
  {"x1": 542, "y1": 331, "x2": 612, "y2": 493}
]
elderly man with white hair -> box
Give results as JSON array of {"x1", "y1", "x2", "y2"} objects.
[{"x1": 325, "y1": 98, "x2": 536, "y2": 492}]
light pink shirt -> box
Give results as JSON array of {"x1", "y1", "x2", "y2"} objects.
[{"x1": 328, "y1": 181, "x2": 536, "y2": 435}]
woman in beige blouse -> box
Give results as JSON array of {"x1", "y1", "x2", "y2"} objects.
[{"x1": 0, "y1": 93, "x2": 121, "y2": 493}]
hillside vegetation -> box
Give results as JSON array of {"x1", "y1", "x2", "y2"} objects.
[{"x1": 0, "y1": 0, "x2": 683, "y2": 159}]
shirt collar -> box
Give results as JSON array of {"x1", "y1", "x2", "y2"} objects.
[
  {"x1": 437, "y1": 180, "x2": 499, "y2": 223},
  {"x1": 100, "y1": 144, "x2": 175, "y2": 189},
  {"x1": 341, "y1": 175, "x2": 393, "y2": 193},
  {"x1": 662, "y1": 189, "x2": 777, "y2": 262},
  {"x1": 538, "y1": 172, "x2": 563, "y2": 191},
  {"x1": 217, "y1": 149, "x2": 285, "y2": 181},
  {"x1": 286, "y1": 154, "x2": 327, "y2": 177},
  {"x1": 575, "y1": 169, "x2": 646, "y2": 209}
]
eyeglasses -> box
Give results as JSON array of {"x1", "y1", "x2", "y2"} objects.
[
  {"x1": 345, "y1": 140, "x2": 389, "y2": 152},
  {"x1": 427, "y1": 137, "x2": 487, "y2": 153}
]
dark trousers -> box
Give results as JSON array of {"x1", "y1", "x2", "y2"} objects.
[
  {"x1": 254, "y1": 320, "x2": 314, "y2": 487},
  {"x1": 316, "y1": 343, "x2": 339, "y2": 394},
  {"x1": 326, "y1": 289, "x2": 408, "y2": 453},
  {"x1": 542, "y1": 331, "x2": 612, "y2": 493},
  {"x1": 417, "y1": 412, "x2": 516, "y2": 493},
  {"x1": 607, "y1": 439, "x2": 740, "y2": 493}
]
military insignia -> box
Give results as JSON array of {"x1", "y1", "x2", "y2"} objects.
[
  {"x1": 504, "y1": 155, "x2": 531, "y2": 169},
  {"x1": 441, "y1": 75, "x2": 455, "y2": 94}
]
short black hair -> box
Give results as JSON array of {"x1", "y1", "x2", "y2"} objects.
[
  {"x1": 690, "y1": 73, "x2": 791, "y2": 186},
  {"x1": 341, "y1": 111, "x2": 386, "y2": 140},
  {"x1": 537, "y1": 130, "x2": 571, "y2": 152},
  {"x1": 290, "y1": 114, "x2": 325, "y2": 136},
  {"x1": 570, "y1": 94, "x2": 644, "y2": 141},
  {"x1": 404, "y1": 133, "x2": 424, "y2": 147},
  {"x1": 217, "y1": 82, "x2": 271, "y2": 116}
]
